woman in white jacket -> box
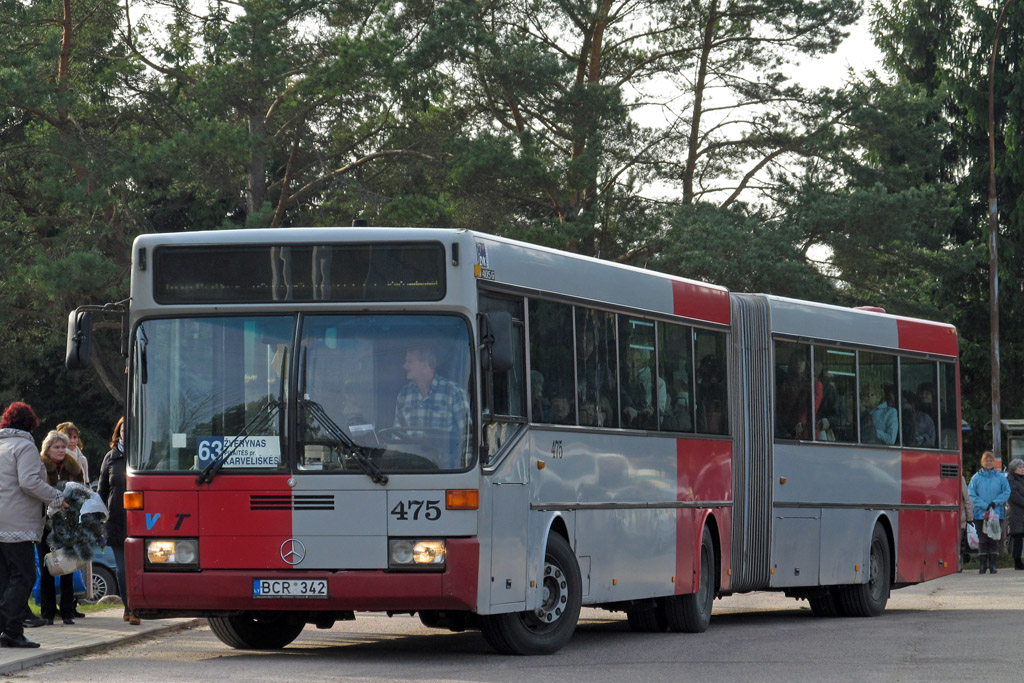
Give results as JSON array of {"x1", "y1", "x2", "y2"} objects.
[{"x1": 0, "y1": 402, "x2": 63, "y2": 648}]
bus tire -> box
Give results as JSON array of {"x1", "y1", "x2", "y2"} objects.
[
  {"x1": 807, "y1": 588, "x2": 845, "y2": 617},
  {"x1": 664, "y1": 526, "x2": 715, "y2": 633},
  {"x1": 625, "y1": 603, "x2": 668, "y2": 632},
  {"x1": 208, "y1": 612, "x2": 305, "y2": 649},
  {"x1": 479, "y1": 534, "x2": 581, "y2": 655},
  {"x1": 838, "y1": 525, "x2": 890, "y2": 618}
]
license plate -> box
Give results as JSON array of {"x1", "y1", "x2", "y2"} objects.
[{"x1": 253, "y1": 579, "x2": 328, "y2": 598}]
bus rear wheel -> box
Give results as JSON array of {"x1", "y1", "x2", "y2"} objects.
[
  {"x1": 838, "y1": 525, "x2": 890, "y2": 617},
  {"x1": 480, "y1": 534, "x2": 582, "y2": 655},
  {"x1": 664, "y1": 526, "x2": 715, "y2": 633},
  {"x1": 208, "y1": 612, "x2": 305, "y2": 649}
]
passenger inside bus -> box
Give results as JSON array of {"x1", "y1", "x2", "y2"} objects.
[
  {"x1": 862, "y1": 382, "x2": 898, "y2": 445},
  {"x1": 775, "y1": 346, "x2": 821, "y2": 440},
  {"x1": 696, "y1": 353, "x2": 727, "y2": 434},
  {"x1": 576, "y1": 309, "x2": 617, "y2": 428},
  {"x1": 531, "y1": 371, "x2": 553, "y2": 422},
  {"x1": 902, "y1": 390, "x2": 936, "y2": 448},
  {"x1": 550, "y1": 394, "x2": 573, "y2": 425},
  {"x1": 392, "y1": 346, "x2": 470, "y2": 468}
]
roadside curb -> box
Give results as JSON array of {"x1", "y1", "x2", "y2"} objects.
[{"x1": 0, "y1": 618, "x2": 203, "y2": 676}]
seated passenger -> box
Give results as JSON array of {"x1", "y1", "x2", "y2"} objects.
[
  {"x1": 862, "y1": 383, "x2": 897, "y2": 445},
  {"x1": 550, "y1": 394, "x2": 573, "y2": 425},
  {"x1": 393, "y1": 346, "x2": 469, "y2": 467}
]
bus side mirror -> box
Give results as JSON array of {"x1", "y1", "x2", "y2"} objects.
[
  {"x1": 66, "y1": 309, "x2": 94, "y2": 370},
  {"x1": 481, "y1": 311, "x2": 514, "y2": 374}
]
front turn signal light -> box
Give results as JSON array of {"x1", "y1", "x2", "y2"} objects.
[
  {"x1": 446, "y1": 489, "x2": 479, "y2": 510},
  {"x1": 124, "y1": 491, "x2": 143, "y2": 510}
]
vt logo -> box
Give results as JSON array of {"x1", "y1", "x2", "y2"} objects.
[{"x1": 146, "y1": 513, "x2": 161, "y2": 530}]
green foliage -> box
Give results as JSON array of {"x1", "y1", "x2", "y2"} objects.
[{"x1": 1, "y1": 0, "x2": 1014, "y2": 461}]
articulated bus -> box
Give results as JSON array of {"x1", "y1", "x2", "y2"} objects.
[{"x1": 66, "y1": 228, "x2": 962, "y2": 655}]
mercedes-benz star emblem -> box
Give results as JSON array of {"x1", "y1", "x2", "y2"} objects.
[{"x1": 280, "y1": 538, "x2": 306, "y2": 565}]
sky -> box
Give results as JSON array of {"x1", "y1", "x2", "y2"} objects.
[{"x1": 796, "y1": 13, "x2": 884, "y2": 88}]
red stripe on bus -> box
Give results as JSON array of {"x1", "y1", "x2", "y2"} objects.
[
  {"x1": 897, "y1": 450, "x2": 961, "y2": 583},
  {"x1": 672, "y1": 280, "x2": 730, "y2": 325},
  {"x1": 676, "y1": 438, "x2": 732, "y2": 594},
  {"x1": 896, "y1": 319, "x2": 958, "y2": 356}
]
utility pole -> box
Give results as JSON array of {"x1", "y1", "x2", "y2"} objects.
[{"x1": 988, "y1": 0, "x2": 1014, "y2": 458}]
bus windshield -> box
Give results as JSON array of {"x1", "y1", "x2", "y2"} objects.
[{"x1": 130, "y1": 314, "x2": 474, "y2": 473}]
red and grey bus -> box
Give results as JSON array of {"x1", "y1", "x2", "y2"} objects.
[{"x1": 66, "y1": 227, "x2": 962, "y2": 654}]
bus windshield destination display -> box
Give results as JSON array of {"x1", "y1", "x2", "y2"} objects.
[{"x1": 153, "y1": 243, "x2": 445, "y2": 303}]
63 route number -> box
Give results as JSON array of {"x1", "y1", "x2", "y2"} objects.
[{"x1": 390, "y1": 499, "x2": 442, "y2": 521}]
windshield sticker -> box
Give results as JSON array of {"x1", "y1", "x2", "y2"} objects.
[{"x1": 196, "y1": 436, "x2": 281, "y2": 468}]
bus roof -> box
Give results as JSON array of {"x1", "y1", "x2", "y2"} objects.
[
  {"x1": 134, "y1": 227, "x2": 732, "y2": 327},
  {"x1": 752, "y1": 294, "x2": 958, "y2": 357}
]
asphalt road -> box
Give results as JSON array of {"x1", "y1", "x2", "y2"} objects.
[{"x1": 8, "y1": 571, "x2": 1019, "y2": 683}]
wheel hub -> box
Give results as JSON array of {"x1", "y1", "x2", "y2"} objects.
[{"x1": 534, "y1": 561, "x2": 568, "y2": 624}]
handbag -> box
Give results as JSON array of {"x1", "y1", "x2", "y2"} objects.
[
  {"x1": 43, "y1": 548, "x2": 85, "y2": 577},
  {"x1": 966, "y1": 521, "x2": 979, "y2": 550},
  {"x1": 983, "y1": 509, "x2": 1002, "y2": 541}
]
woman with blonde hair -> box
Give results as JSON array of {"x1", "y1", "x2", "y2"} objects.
[
  {"x1": 968, "y1": 451, "x2": 1011, "y2": 574},
  {"x1": 54, "y1": 422, "x2": 88, "y2": 484},
  {"x1": 54, "y1": 421, "x2": 89, "y2": 619},
  {"x1": 37, "y1": 430, "x2": 84, "y2": 624}
]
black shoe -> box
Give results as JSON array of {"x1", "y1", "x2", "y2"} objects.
[
  {"x1": 73, "y1": 609, "x2": 86, "y2": 618},
  {"x1": 61, "y1": 617, "x2": 75, "y2": 625},
  {"x1": 22, "y1": 616, "x2": 47, "y2": 628},
  {"x1": 0, "y1": 633, "x2": 41, "y2": 648},
  {"x1": 40, "y1": 616, "x2": 54, "y2": 626}
]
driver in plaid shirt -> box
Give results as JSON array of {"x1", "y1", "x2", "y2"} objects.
[{"x1": 394, "y1": 347, "x2": 469, "y2": 468}]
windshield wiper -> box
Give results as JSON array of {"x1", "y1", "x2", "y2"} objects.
[
  {"x1": 197, "y1": 398, "x2": 282, "y2": 485},
  {"x1": 301, "y1": 398, "x2": 388, "y2": 486}
]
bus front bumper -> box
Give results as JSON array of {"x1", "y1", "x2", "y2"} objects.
[{"x1": 123, "y1": 537, "x2": 479, "y2": 615}]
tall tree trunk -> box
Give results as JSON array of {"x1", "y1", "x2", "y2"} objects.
[
  {"x1": 683, "y1": 0, "x2": 719, "y2": 205},
  {"x1": 247, "y1": 105, "x2": 268, "y2": 220}
]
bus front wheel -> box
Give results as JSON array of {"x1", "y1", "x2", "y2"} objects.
[
  {"x1": 664, "y1": 526, "x2": 715, "y2": 633},
  {"x1": 480, "y1": 534, "x2": 582, "y2": 655},
  {"x1": 208, "y1": 612, "x2": 305, "y2": 649}
]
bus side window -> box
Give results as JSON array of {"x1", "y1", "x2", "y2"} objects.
[
  {"x1": 900, "y1": 358, "x2": 937, "y2": 449},
  {"x1": 528, "y1": 299, "x2": 576, "y2": 425},
  {"x1": 479, "y1": 294, "x2": 526, "y2": 419},
  {"x1": 774, "y1": 340, "x2": 813, "y2": 440},
  {"x1": 859, "y1": 351, "x2": 899, "y2": 446},
  {"x1": 659, "y1": 322, "x2": 694, "y2": 433},
  {"x1": 814, "y1": 345, "x2": 856, "y2": 443},
  {"x1": 695, "y1": 330, "x2": 728, "y2": 435},
  {"x1": 939, "y1": 362, "x2": 957, "y2": 449},
  {"x1": 576, "y1": 308, "x2": 618, "y2": 428}
]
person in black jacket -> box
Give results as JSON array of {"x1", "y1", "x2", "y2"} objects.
[
  {"x1": 97, "y1": 417, "x2": 139, "y2": 625},
  {"x1": 1007, "y1": 458, "x2": 1024, "y2": 570}
]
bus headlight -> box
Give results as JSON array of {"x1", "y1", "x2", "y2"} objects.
[
  {"x1": 145, "y1": 538, "x2": 199, "y2": 570},
  {"x1": 388, "y1": 539, "x2": 445, "y2": 569}
]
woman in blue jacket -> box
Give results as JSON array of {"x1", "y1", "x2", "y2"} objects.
[{"x1": 968, "y1": 451, "x2": 1011, "y2": 573}]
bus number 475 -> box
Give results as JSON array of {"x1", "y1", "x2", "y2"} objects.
[{"x1": 390, "y1": 500, "x2": 441, "y2": 521}]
